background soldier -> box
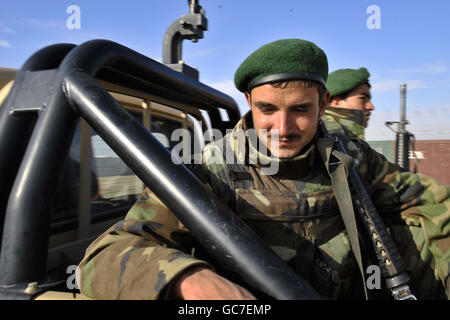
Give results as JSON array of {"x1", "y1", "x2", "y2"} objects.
[
  {"x1": 78, "y1": 39, "x2": 449, "y2": 300},
  {"x1": 322, "y1": 67, "x2": 374, "y2": 140}
]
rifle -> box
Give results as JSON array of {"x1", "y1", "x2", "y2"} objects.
[
  {"x1": 319, "y1": 120, "x2": 417, "y2": 300},
  {"x1": 385, "y1": 83, "x2": 419, "y2": 173}
]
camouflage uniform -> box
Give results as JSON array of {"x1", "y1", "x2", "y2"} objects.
[
  {"x1": 78, "y1": 112, "x2": 450, "y2": 300},
  {"x1": 322, "y1": 106, "x2": 366, "y2": 140}
]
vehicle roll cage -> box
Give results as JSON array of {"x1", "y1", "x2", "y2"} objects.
[{"x1": 0, "y1": 40, "x2": 320, "y2": 300}]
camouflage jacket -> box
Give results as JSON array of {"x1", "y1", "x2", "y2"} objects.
[
  {"x1": 78, "y1": 112, "x2": 449, "y2": 300},
  {"x1": 322, "y1": 106, "x2": 366, "y2": 140}
]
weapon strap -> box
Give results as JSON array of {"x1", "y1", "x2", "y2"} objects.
[{"x1": 320, "y1": 138, "x2": 368, "y2": 299}]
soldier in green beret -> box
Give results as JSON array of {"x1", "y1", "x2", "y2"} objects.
[
  {"x1": 78, "y1": 39, "x2": 449, "y2": 300},
  {"x1": 322, "y1": 68, "x2": 374, "y2": 140}
]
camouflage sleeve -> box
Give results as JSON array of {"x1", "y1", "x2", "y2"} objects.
[
  {"x1": 78, "y1": 186, "x2": 213, "y2": 300},
  {"x1": 360, "y1": 141, "x2": 450, "y2": 299}
]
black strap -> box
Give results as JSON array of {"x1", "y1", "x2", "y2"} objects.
[{"x1": 221, "y1": 136, "x2": 253, "y2": 191}]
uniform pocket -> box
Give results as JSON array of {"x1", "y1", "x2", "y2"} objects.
[{"x1": 316, "y1": 231, "x2": 358, "y2": 298}]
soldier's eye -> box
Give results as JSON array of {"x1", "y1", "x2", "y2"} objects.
[
  {"x1": 259, "y1": 108, "x2": 276, "y2": 115},
  {"x1": 360, "y1": 96, "x2": 369, "y2": 101},
  {"x1": 292, "y1": 105, "x2": 310, "y2": 113}
]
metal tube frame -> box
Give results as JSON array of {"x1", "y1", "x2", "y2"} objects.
[
  {"x1": 0, "y1": 39, "x2": 319, "y2": 300},
  {"x1": 0, "y1": 43, "x2": 76, "y2": 251}
]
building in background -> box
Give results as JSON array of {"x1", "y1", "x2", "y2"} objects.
[{"x1": 368, "y1": 140, "x2": 450, "y2": 185}]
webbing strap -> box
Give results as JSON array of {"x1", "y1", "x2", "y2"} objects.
[
  {"x1": 222, "y1": 137, "x2": 253, "y2": 191},
  {"x1": 325, "y1": 149, "x2": 368, "y2": 299}
]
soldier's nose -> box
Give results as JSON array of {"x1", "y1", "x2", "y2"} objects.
[{"x1": 276, "y1": 112, "x2": 296, "y2": 136}]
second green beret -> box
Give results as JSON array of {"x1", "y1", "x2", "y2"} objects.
[
  {"x1": 234, "y1": 39, "x2": 329, "y2": 92},
  {"x1": 326, "y1": 67, "x2": 370, "y2": 97}
]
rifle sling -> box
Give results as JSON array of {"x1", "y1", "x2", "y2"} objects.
[{"x1": 325, "y1": 147, "x2": 368, "y2": 299}]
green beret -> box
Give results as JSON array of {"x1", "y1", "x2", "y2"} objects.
[
  {"x1": 327, "y1": 67, "x2": 370, "y2": 97},
  {"x1": 234, "y1": 39, "x2": 328, "y2": 92}
]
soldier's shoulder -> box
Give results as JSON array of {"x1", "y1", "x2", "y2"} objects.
[{"x1": 202, "y1": 128, "x2": 243, "y2": 161}]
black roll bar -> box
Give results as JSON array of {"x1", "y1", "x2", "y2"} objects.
[
  {"x1": 66, "y1": 70, "x2": 320, "y2": 300},
  {"x1": 0, "y1": 43, "x2": 76, "y2": 243},
  {"x1": 0, "y1": 40, "x2": 320, "y2": 299}
]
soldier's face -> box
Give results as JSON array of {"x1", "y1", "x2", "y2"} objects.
[
  {"x1": 330, "y1": 84, "x2": 374, "y2": 127},
  {"x1": 246, "y1": 83, "x2": 329, "y2": 158}
]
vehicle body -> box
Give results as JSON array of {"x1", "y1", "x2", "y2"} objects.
[{"x1": 0, "y1": 63, "x2": 214, "y2": 300}]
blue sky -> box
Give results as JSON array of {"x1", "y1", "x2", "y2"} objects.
[{"x1": 1, "y1": 0, "x2": 449, "y2": 140}]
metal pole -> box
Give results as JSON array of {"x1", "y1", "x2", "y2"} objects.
[
  {"x1": 0, "y1": 44, "x2": 75, "y2": 255},
  {"x1": 0, "y1": 83, "x2": 78, "y2": 285},
  {"x1": 78, "y1": 120, "x2": 93, "y2": 240}
]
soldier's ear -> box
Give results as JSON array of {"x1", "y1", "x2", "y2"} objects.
[
  {"x1": 319, "y1": 91, "x2": 330, "y2": 117},
  {"x1": 329, "y1": 96, "x2": 341, "y2": 107},
  {"x1": 245, "y1": 92, "x2": 252, "y2": 109}
]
